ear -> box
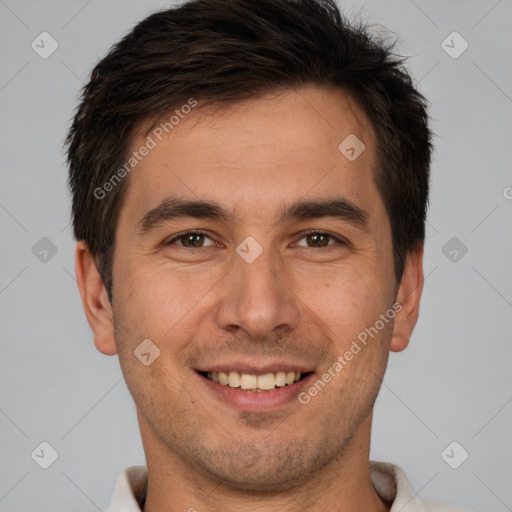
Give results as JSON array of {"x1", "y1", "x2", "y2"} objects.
[
  {"x1": 75, "y1": 241, "x2": 117, "y2": 355},
  {"x1": 390, "y1": 244, "x2": 424, "y2": 353}
]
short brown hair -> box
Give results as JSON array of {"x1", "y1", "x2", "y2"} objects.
[{"x1": 66, "y1": 0, "x2": 432, "y2": 301}]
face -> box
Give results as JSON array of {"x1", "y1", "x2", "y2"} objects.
[{"x1": 96, "y1": 86, "x2": 409, "y2": 491}]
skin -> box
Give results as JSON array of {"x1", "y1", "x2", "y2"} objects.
[{"x1": 76, "y1": 85, "x2": 424, "y2": 512}]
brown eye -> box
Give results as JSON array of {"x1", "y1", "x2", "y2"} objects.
[
  {"x1": 182, "y1": 233, "x2": 205, "y2": 247},
  {"x1": 167, "y1": 232, "x2": 215, "y2": 248},
  {"x1": 295, "y1": 231, "x2": 342, "y2": 248},
  {"x1": 306, "y1": 233, "x2": 330, "y2": 247}
]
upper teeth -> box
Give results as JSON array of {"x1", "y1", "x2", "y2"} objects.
[{"x1": 207, "y1": 371, "x2": 301, "y2": 390}]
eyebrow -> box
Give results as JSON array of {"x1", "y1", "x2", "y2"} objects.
[{"x1": 137, "y1": 195, "x2": 369, "y2": 234}]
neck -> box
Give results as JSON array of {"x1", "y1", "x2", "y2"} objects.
[{"x1": 139, "y1": 412, "x2": 390, "y2": 512}]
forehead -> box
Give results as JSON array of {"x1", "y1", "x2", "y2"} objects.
[{"x1": 121, "y1": 86, "x2": 380, "y2": 224}]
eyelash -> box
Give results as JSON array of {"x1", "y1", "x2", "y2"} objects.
[{"x1": 165, "y1": 230, "x2": 347, "y2": 249}]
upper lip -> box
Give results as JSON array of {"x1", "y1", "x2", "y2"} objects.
[{"x1": 194, "y1": 360, "x2": 314, "y2": 375}]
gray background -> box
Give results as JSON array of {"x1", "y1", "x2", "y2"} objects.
[{"x1": 1, "y1": 0, "x2": 511, "y2": 510}]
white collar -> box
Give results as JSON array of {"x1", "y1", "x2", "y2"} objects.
[{"x1": 105, "y1": 460, "x2": 467, "y2": 511}]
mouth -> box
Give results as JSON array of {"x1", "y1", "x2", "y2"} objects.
[
  {"x1": 198, "y1": 370, "x2": 312, "y2": 392},
  {"x1": 194, "y1": 361, "x2": 316, "y2": 412},
  {"x1": 195, "y1": 367, "x2": 316, "y2": 413}
]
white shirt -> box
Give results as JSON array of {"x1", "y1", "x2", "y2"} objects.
[{"x1": 105, "y1": 461, "x2": 470, "y2": 511}]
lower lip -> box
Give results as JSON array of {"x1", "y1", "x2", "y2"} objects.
[{"x1": 198, "y1": 372, "x2": 315, "y2": 412}]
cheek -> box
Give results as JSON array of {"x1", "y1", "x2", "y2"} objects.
[
  {"x1": 292, "y1": 262, "x2": 391, "y2": 346},
  {"x1": 116, "y1": 260, "x2": 223, "y2": 345}
]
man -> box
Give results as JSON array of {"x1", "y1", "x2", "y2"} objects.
[{"x1": 66, "y1": 0, "x2": 469, "y2": 510}]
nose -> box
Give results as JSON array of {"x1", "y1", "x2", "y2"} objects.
[{"x1": 214, "y1": 244, "x2": 301, "y2": 339}]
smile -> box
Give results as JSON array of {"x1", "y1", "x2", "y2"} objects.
[{"x1": 201, "y1": 370, "x2": 306, "y2": 391}]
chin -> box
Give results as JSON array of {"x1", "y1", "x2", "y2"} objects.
[{"x1": 187, "y1": 436, "x2": 344, "y2": 495}]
